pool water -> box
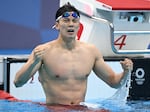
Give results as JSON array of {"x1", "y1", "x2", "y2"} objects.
[
  {"x1": 0, "y1": 99, "x2": 150, "y2": 112},
  {"x1": 87, "y1": 99, "x2": 150, "y2": 112},
  {"x1": 0, "y1": 100, "x2": 48, "y2": 112}
]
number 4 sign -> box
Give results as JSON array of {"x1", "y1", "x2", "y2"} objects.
[{"x1": 114, "y1": 35, "x2": 127, "y2": 50}]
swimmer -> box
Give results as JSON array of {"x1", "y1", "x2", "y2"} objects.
[{"x1": 14, "y1": 2, "x2": 133, "y2": 106}]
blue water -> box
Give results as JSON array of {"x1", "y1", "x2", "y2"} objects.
[
  {"x1": 87, "y1": 99, "x2": 150, "y2": 112},
  {"x1": 0, "y1": 100, "x2": 49, "y2": 112},
  {"x1": 0, "y1": 99, "x2": 150, "y2": 112}
]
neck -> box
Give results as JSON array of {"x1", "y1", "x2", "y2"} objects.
[{"x1": 57, "y1": 36, "x2": 76, "y2": 50}]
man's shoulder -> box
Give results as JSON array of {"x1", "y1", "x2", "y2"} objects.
[
  {"x1": 79, "y1": 41, "x2": 96, "y2": 49},
  {"x1": 36, "y1": 40, "x2": 56, "y2": 48},
  {"x1": 79, "y1": 41, "x2": 102, "y2": 56}
]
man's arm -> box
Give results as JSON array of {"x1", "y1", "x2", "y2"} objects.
[
  {"x1": 92, "y1": 46, "x2": 133, "y2": 88},
  {"x1": 14, "y1": 44, "x2": 48, "y2": 87}
]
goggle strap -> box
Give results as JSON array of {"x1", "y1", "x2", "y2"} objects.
[{"x1": 56, "y1": 16, "x2": 62, "y2": 22}]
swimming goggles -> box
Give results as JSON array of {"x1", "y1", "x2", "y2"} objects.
[{"x1": 56, "y1": 12, "x2": 80, "y2": 21}]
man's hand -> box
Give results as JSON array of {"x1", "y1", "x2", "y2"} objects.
[
  {"x1": 120, "y1": 58, "x2": 133, "y2": 72},
  {"x1": 33, "y1": 44, "x2": 49, "y2": 62}
]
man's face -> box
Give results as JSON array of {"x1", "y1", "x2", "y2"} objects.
[{"x1": 56, "y1": 12, "x2": 80, "y2": 39}]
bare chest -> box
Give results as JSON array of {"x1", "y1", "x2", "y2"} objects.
[{"x1": 42, "y1": 50, "x2": 95, "y2": 79}]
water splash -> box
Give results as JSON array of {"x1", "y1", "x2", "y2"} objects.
[
  {"x1": 81, "y1": 71, "x2": 132, "y2": 111},
  {"x1": 95, "y1": 71, "x2": 133, "y2": 111},
  {"x1": 108, "y1": 71, "x2": 132, "y2": 102}
]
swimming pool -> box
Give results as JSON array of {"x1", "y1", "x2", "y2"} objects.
[
  {"x1": 0, "y1": 99, "x2": 150, "y2": 112},
  {"x1": 0, "y1": 100, "x2": 48, "y2": 112},
  {"x1": 87, "y1": 99, "x2": 150, "y2": 112}
]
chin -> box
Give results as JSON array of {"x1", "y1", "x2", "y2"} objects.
[{"x1": 67, "y1": 35, "x2": 76, "y2": 39}]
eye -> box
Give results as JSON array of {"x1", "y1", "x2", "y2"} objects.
[
  {"x1": 63, "y1": 18, "x2": 70, "y2": 22},
  {"x1": 72, "y1": 18, "x2": 79, "y2": 23}
]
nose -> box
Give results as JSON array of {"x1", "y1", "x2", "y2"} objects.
[{"x1": 68, "y1": 20, "x2": 74, "y2": 27}]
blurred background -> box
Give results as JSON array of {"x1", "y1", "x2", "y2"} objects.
[{"x1": 0, "y1": 0, "x2": 59, "y2": 54}]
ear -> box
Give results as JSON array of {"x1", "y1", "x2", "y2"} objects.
[{"x1": 54, "y1": 22, "x2": 60, "y2": 30}]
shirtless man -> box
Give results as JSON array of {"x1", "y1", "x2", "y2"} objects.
[{"x1": 14, "y1": 3, "x2": 133, "y2": 106}]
